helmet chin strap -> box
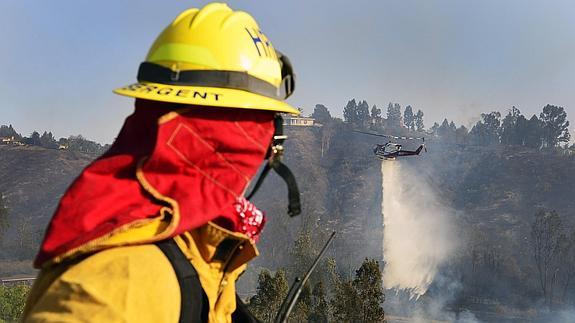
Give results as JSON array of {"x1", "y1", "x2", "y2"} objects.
[{"x1": 246, "y1": 115, "x2": 301, "y2": 217}]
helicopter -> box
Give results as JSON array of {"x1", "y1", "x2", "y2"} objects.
[{"x1": 353, "y1": 130, "x2": 426, "y2": 160}]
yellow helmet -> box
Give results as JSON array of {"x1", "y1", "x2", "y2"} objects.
[{"x1": 114, "y1": 3, "x2": 298, "y2": 114}]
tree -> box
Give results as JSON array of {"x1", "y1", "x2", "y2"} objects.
[
  {"x1": 558, "y1": 229, "x2": 575, "y2": 304},
  {"x1": 531, "y1": 210, "x2": 565, "y2": 309},
  {"x1": 326, "y1": 257, "x2": 356, "y2": 322},
  {"x1": 437, "y1": 119, "x2": 456, "y2": 142},
  {"x1": 40, "y1": 131, "x2": 58, "y2": 149},
  {"x1": 26, "y1": 131, "x2": 42, "y2": 146},
  {"x1": 429, "y1": 122, "x2": 440, "y2": 136},
  {"x1": 320, "y1": 124, "x2": 335, "y2": 157},
  {"x1": 290, "y1": 230, "x2": 315, "y2": 278},
  {"x1": 329, "y1": 258, "x2": 385, "y2": 323},
  {"x1": 308, "y1": 281, "x2": 329, "y2": 323},
  {"x1": 386, "y1": 103, "x2": 402, "y2": 130},
  {"x1": 469, "y1": 112, "x2": 501, "y2": 145},
  {"x1": 539, "y1": 104, "x2": 570, "y2": 148},
  {"x1": 312, "y1": 104, "x2": 332, "y2": 125},
  {"x1": 524, "y1": 115, "x2": 544, "y2": 149},
  {"x1": 0, "y1": 193, "x2": 9, "y2": 244},
  {"x1": 248, "y1": 269, "x2": 289, "y2": 322},
  {"x1": 353, "y1": 259, "x2": 385, "y2": 322},
  {"x1": 455, "y1": 125, "x2": 469, "y2": 145},
  {"x1": 67, "y1": 135, "x2": 106, "y2": 154},
  {"x1": 514, "y1": 115, "x2": 529, "y2": 146},
  {"x1": 15, "y1": 216, "x2": 36, "y2": 260},
  {"x1": 0, "y1": 124, "x2": 22, "y2": 140},
  {"x1": 290, "y1": 282, "x2": 313, "y2": 322},
  {"x1": 414, "y1": 110, "x2": 425, "y2": 132},
  {"x1": 483, "y1": 111, "x2": 501, "y2": 144},
  {"x1": 58, "y1": 137, "x2": 69, "y2": 146},
  {"x1": 370, "y1": 105, "x2": 381, "y2": 121},
  {"x1": 357, "y1": 100, "x2": 371, "y2": 127},
  {"x1": 343, "y1": 99, "x2": 358, "y2": 125},
  {"x1": 331, "y1": 279, "x2": 361, "y2": 322},
  {"x1": 500, "y1": 106, "x2": 522, "y2": 145},
  {"x1": 370, "y1": 105, "x2": 382, "y2": 130},
  {"x1": 449, "y1": 121, "x2": 457, "y2": 132},
  {"x1": 404, "y1": 105, "x2": 415, "y2": 131}
]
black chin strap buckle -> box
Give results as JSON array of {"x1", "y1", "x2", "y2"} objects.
[
  {"x1": 270, "y1": 115, "x2": 287, "y2": 162},
  {"x1": 271, "y1": 134, "x2": 287, "y2": 161},
  {"x1": 246, "y1": 115, "x2": 301, "y2": 217}
]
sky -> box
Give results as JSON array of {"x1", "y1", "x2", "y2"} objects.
[{"x1": 1, "y1": 0, "x2": 574, "y2": 144}]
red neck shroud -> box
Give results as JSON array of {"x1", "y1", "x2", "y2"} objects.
[{"x1": 35, "y1": 100, "x2": 275, "y2": 268}]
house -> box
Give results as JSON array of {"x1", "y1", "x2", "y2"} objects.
[
  {"x1": 1, "y1": 136, "x2": 14, "y2": 144},
  {"x1": 0, "y1": 136, "x2": 23, "y2": 146},
  {"x1": 283, "y1": 115, "x2": 318, "y2": 127}
]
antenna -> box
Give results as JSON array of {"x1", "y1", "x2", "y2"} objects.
[{"x1": 275, "y1": 232, "x2": 336, "y2": 323}]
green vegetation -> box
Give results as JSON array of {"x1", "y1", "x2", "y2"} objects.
[
  {"x1": 0, "y1": 192, "x2": 31, "y2": 322},
  {"x1": 247, "y1": 257, "x2": 385, "y2": 323},
  {"x1": 1, "y1": 98, "x2": 574, "y2": 321},
  {"x1": 247, "y1": 269, "x2": 289, "y2": 322},
  {"x1": 247, "y1": 230, "x2": 385, "y2": 323},
  {"x1": 0, "y1": 126, "x2": 21, "y2": 141},
  {"x1": 0, "y1": 284, "x2": 30, "y2": 322},
  {"x1": 338, "y1": 99, "x2": 571, "y2": 151},
  {"x1": 530, "y1": 209, "x2": 575, "y2": 310},
  {"x1": 0, "y1": 125, "x2": 108, "y2": 155}
]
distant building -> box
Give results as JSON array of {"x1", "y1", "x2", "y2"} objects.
[
  {"x1": 283, "y1": 115, "x2": 318, "y2": 127},
  {"x1": 58, "y1": 144, "x2": 69, "y2": 150},
  {"x1": 0, "y1": 136, "x2": 23, "y2": 146}
]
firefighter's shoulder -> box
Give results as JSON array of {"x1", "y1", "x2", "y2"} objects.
[{"x1": 23, "y1": 244, "x2": 180, "y2": 323}]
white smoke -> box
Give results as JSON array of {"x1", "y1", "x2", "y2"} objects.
[
  {"x1": 408, "y1": 273, "x2": 482, "y2": 323},
  {"x1": 382, "y1": 161, "x2": 458, "y2": 298}
]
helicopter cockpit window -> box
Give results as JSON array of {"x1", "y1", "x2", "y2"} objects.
[{"x1": 385, "y1": 144, "x2": 400, "y2": 153}]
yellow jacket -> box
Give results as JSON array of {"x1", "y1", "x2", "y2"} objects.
[{"x1": 23, "y1": 222, "x2": 258, "y2": 323}]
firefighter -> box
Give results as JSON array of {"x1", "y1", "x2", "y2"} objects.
[{"x1": 23, "y1": 3, "x2": 300, "y2": 322}]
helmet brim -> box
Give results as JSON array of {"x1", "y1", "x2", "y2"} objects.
[{"x1": 114, "y1": 82, "x2": 299, "y2": 115}]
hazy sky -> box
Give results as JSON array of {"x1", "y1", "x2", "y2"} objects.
[{"x1": 1, "y1": 0, "x2": 574, "y2": 143}]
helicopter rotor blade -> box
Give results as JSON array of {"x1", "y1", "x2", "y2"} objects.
[
  {"x1": 353, "y1": 130, "x2": 425, "y2": 141},
  {"x1": 352, "y1": 130, "x2": 396, "y2": 139}
]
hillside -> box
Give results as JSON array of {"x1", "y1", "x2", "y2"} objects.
[
  {"x1": 242, "y1": 124, "x2": 575, "y2": 317},
  {"x1": 0, "y1": 145, "x2": 95, "y2": 262},
  {"x1": 1, "y1": 124, "x2": 575, "y2": 319}
]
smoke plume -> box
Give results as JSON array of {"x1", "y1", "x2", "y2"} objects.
[{"x1": 382, "y1": 161, "x2": 458, "y2": 298}]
